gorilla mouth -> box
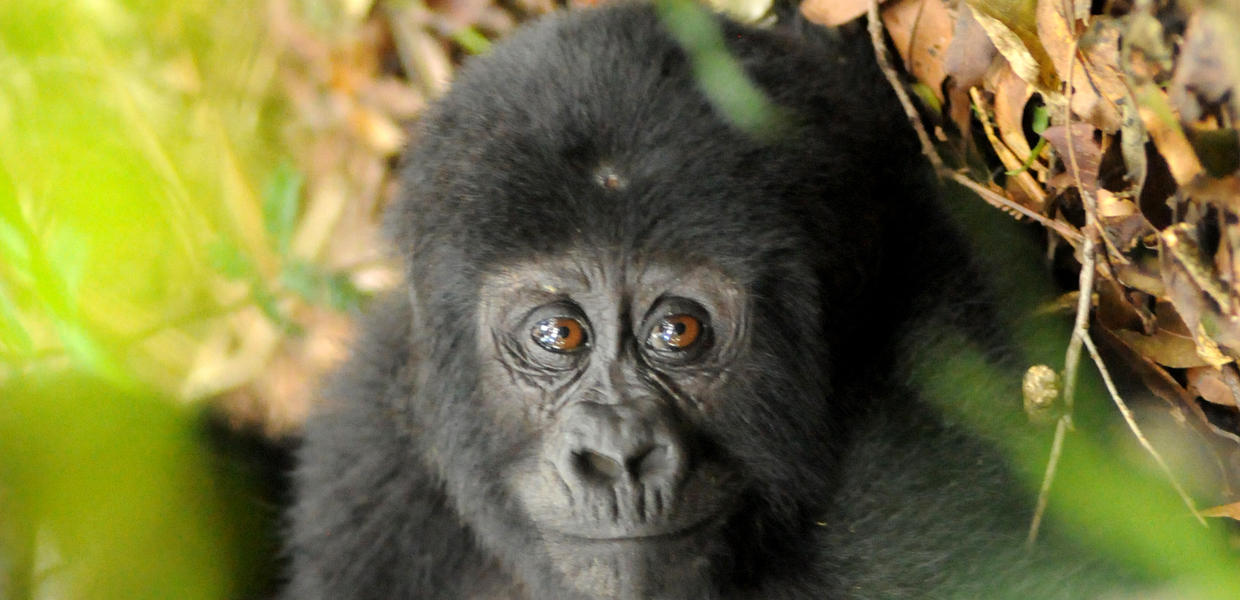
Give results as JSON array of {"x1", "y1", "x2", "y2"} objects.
[{"x1": 555, "y1": 511, "x2": 724, "y2": 543}]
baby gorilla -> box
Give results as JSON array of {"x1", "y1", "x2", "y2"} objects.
[{"x1": 284, "y1": 3, "x2": 1111, "y2": 599}]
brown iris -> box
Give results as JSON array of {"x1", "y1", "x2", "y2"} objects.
[
  {"x1": 649, "y1": 315, "x2": 702, "y2": 351},
  {"x1": 533, "y1": 317, "x2": 588, "y2": 352}
]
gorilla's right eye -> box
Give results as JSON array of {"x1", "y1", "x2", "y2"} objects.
[{"x1": 533, "y1": 317, "x2": 589, "y2": 353}]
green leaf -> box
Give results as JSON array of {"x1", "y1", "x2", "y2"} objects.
[
  {"x1": 654, "y1": 0, "x2": 787, "y2": 139},
  {"x1": 279, "y1": 261, "x2": 321, "y2": 304},
  {"x1": 325, "y1": 272, "x2": 363, "y2": 311},
  {"x1": 452, "y1": 26, "x2": 491, "y2": 55},
  {"x1": 44, "y1": 224, "x2": 89, "y2": 298},
  {"x1": 208, "y1": 239, "x2": 255, "y2": 280},
  {"x1": 1031, "y1": 104, "x2": 1049, "y2": 134},
  {"x1": 911, "y1": 83, "x2": 942, "y2": 114},
  {"x1": 0, "y1": 281, "x2": 33, "y2": 355},
  {"x1": 53, "y1": 318, "x2": 126, "y2": 384},
  {"x1": 261, "y1": 161, "x2": 304, "y2": 256}
]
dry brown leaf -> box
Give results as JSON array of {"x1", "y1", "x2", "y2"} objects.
[
  {"x1": 1114, "y1": 259, "x2": 1166, "y2": 297},
  {"x1": 965, "y1": 0, "x2": 1058, "y2": 91},
  {"x1": 1160, "y1": 223, "x2": 1240, "y2": 353},
  {"x1": 1202, "y1": 501, "x2": 1240, "y2": 520},
  {"x1": 1042, "y1": 123, "x2": 1101, "y2": 194},
  {"x1": 944, "y1": 5, "x2": 997, "y2": 92},
  {"x1": 802, "y1": 0, "x2": 882, "y2": 27},
  {"x1": 1135, "y1": 84, "x2": 1205, "y2": 186},
  {"x1": 1096, "y1": 278, "x2": 1151, "y2": 333},
  {"x1": 1096, "y1": 189, "x2": 1135, "y2": 218},
  {"x1": 1100, "y1": 327, "x2": 1197, "y2": 408},
  {"x1": 990, "y1": 63, "x2": 1035, "y2": 163},
  {"x1": 1169, "y1": 12, "x2": 1240, "y2": 124},
  {"x1": 1182, "y1": 177, "x2": 1240, "y2": 295},
  {"x1": 1035, "y1": 0, "x2": 1125, "y2": 132},
  {"x1": 943, "y1": 5, "x2": 998, "y2": 133},
  {"x1": 1112, "y1": 329, "x2": 1221, "y2": 369},
  {"x1": 1187, "y1": 366, "x2": 1240, "y2": 407},
  {"x1": 881, "y1": 0, "x2": 954, "y2": 103}
]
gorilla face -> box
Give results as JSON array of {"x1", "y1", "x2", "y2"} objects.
[
  {"x1": 434, "y1": 234, "x2": 841, "y2": 598},
  {"x1": 479, "y1": 255, "x2": 749, "y2": 597}
]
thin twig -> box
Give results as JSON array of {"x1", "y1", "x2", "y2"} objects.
[
  {"x1": 1028, "y1": 229, "x2": 1096, "y2": 545},
  {"x1": 945, "y1": 172, "x2": 1084, "y2": 244},
  {"x1": 866, "y1": 0, "x2": 944, "y2": 172},
  {"x1": 1062, "y1": 234, "x2": 1096, "y2": 417},
  {"x1": 1028, "y1": 416, "x2": 1069, "y2": 546},
  {"x1": 1081, "y1": 332, "x2": 1208, "y2": 526}
]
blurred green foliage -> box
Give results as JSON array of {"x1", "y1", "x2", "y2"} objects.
[
  {"x1": 0, "y1": 1, "x2": 306, "y2": 598},
  {"x1": 0, "y1": 0, "x2": 290, "y2": 381},
  {"x1": 1, "y1": 375, "x2": 278, "y2": 600}
]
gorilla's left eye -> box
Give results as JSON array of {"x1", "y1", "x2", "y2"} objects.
[
  {"x1": 648, "y1": 314, "x2": 703, "y2": 352},
  {"x1": 533, "y1": 317, "x2": 589, "y2": 353}
]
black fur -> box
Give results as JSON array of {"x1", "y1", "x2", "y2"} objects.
[{"x1": 284, "y1": 4, "x2": 1112, "y2": 598}]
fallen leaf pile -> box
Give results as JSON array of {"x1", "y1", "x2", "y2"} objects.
[{"x1": 805, "y1": 0, "x2": 1240, "y2": 518}]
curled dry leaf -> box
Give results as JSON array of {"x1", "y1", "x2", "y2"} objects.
[
  {"x1": 881, "y1": 0, "x2": 955, "y2": 104},
  {"x1": 1187, "y1": 365, "x2": 1240, "y2": 407},
  {"x1": 965, "y1": 0, "x2": 1059, "y2": 91},
  {"x1": 971, "y1": 88, "x2": 1047, "y2": 207},
  {"x1": 1135, "y1": 84, "x2": 1205, "y2": 186},
  {"x1": 1042, "y1": 123, "x2": 1102, "y2": 194},
  {"x1": 990, "y1": 63, "x2": 1036, "y2": 165}
]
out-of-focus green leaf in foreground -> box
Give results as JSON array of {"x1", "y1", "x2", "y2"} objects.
[
  {"x1": 1, "y1": 1, "x2": 294, "y2": 598},
  {"x1": 1, "y1": 376, "x2": 277, "y2": 600}
]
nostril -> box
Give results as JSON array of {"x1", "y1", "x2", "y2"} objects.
[
  {"x1": 574, "y1": 450, "x2": 624, "y2": 482},
  {"x1": 630, "y1": 445, "x2": 672, "y2": 480}
]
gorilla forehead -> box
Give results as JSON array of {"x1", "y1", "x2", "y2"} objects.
[{"x1": 396, "y1": 7, "x2": 823, "y2": 275}]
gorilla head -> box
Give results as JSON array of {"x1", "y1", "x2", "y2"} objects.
[
  {"x1": 380, "y1": 7, "x2": 902, "y2": 597},
  {"x1": 285, "y1": 5, "x2": 1077, "y2": 600}
]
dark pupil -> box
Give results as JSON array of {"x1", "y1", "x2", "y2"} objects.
[
  {"x1": 659, "y1": 320, "x2": 683, "y2": 342},
  {"x1": 556, "y1": 325, "x2": 571, "y2": 339}
]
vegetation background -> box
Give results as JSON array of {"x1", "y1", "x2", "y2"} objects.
[{"x1": 1, "y1": 0, "x2": 1239, "y2": 598}]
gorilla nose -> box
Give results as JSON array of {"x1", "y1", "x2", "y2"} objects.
[
  {"x1": 574, "y1": 443, "x2": 673, "y2": 483},
  {"x1": 555, "y1": 402, "x2": 686, "y2": 490}
]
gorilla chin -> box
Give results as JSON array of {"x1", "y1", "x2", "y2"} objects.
[{"x1": 542, "y1": 527, "x2": 731, "y2": 600}]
